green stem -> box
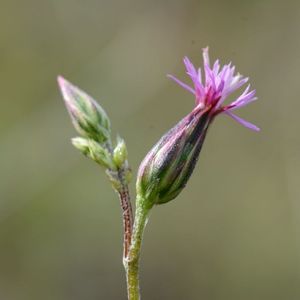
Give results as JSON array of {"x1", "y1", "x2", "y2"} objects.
[{"x1": 124, "y1": 196, "x2": 152, "y2": 300}]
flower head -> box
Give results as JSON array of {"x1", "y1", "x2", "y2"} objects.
[
  {"x1": 136, "y1": 48, "x2": 259, "y2": 207},
  {"x1": 168, "y1": 47, "x2": 259, "y2": 131}
]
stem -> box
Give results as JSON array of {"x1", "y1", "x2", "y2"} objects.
[
  {"x1": 116, "y1": 169, "x2": 134, "y2": 259},
  {"x1": 105, "y1": 141, "x2": 134, "y2": 259},
  {"x1": 124, "y1": 197, "x2": 151, "y2": 300}
]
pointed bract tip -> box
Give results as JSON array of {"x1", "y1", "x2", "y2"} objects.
[
  {"x1": 57, "y1": 75, "x2": 68, "y2": 89},
  {"x1": 57, "y1": 75, "x2": 73, "y2": 103},
  {"x1": 57, "y1": 75, "x2": 111, "y2": 142}
]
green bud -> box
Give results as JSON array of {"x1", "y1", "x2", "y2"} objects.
[
  {"x1": 113, "y1": 136, "x2": 128, "y2": 168},
  {"x1": 72, "y1": 137, "x2": 116, "y2": 170},
  {"x1": 58, "y1": 76, "x2": 111, "y2": 143},
  {"x1": 71, "y1": 136, "x2": 90, "y2": 155}
]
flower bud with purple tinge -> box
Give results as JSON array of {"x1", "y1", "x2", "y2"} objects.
[{"x1": 58, "y1": 76, "x2": 111, "y2": 143}]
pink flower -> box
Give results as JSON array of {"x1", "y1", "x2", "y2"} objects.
[
  {"x1": 168, "y1": 47, "x2": 259, "y2": 131},
  {"x1": 136, "y1": 49, "x2": 259, "y2": 206}
]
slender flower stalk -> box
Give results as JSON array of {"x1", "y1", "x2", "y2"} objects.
[{"x1": 125, "y1": 196, "x2": 151, "y2": 300}]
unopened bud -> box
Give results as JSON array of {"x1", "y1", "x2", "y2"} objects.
[
  {"x1": 71, "y1": 136, "x2": 90, "y2": 154},
  {"x1": 58, "y1": 76, "x2": 111, "y2": 143},
  {"x1": 72, "y1": 137, "x2": 115, "y2": 170},
  {"x1": 113, "y1": 136, "x2": 128, "y2": 168}
]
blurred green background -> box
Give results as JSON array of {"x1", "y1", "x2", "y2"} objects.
[{"x1": 1, "y1": 0, "x2": 300, "y2": 299}]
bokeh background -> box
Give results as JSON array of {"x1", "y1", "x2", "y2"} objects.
[{"x1": 1, "y1": 0, "x2": 300, "y2": 299}]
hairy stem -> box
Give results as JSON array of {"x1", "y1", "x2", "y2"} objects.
[
  {"x1": 125, "y1": 197, "x2": 151, "y2": 300},
  {"x1": 105, "y1": 140, "x2": 134, "y2": 259},
  {"x1": 117, "y1": 169, "x2": 134, "y2": 259}
]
